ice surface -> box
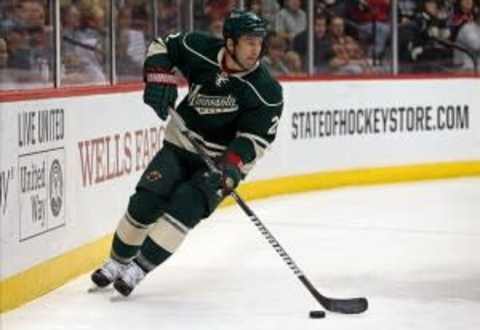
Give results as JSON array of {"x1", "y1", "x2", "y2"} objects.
[{"x1": 2, "y1": 178, "x2": 480, "y2": 330}]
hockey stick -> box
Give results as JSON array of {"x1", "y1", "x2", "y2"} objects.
[{"x1": 167, "y1": 108, "x2": 368, "y2": 314}]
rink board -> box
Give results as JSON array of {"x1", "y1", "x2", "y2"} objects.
[{"x1": 1, "y1": 78, "x2": 479, "y2": 312}]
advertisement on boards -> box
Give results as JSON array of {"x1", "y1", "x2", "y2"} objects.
[{"x1": 17, "y1": 108, "x2": 66, "y2": 241}]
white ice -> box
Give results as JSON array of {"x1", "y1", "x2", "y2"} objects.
[{"x1": 2, "y1": 178, "x2": 480, "y2": 330}]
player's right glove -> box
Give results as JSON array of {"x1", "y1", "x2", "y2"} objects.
[
  {"x1": 192, "y1": 152, "x2": 243, "y2": 212},
  {"x1": 143, "y1": 62, "x2": 178, "y2": 120},
  {"x1": 216, "y1": 152, "x2": 243, "y2": 194}
]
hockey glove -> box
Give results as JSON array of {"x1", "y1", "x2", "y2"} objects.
[
  {"x1": 196, "y1": 160, "x2": 242, "y2": 198},
  {"x1": 192, "y1": 152, "x2": 242, "y2": 212},
  {"x1": 216, "y1": 151, "x2": 243, "y2": 194},
  {"x1": 217, "y1": 162, "x2": 242, "y2": 194},
  {"x1": 143, "y1": 68, "x2": 177, "y2": 120}
]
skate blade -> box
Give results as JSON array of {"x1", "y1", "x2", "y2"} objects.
[
  {"x1": 109, "y1": 292, "x2": 130, "y2": 302},
  {"x1": 87, "y1": 286, "x2": 114, "y2": 294}
]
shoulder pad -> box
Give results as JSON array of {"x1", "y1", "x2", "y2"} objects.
[
  {"x1": 238, "y1": 66, "x2": 283, "y2": 107},
  {"x1": 182, "y1": 32, "x2": 224, "y2": 65}
]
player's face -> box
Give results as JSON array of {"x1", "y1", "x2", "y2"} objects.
[{"x1": 234, "y1": 35, "x2": 263, "y2": 70}]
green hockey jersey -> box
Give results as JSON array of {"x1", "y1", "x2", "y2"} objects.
[{"x1": 146, "y1": 32, "x2": 283, "y2": 175}]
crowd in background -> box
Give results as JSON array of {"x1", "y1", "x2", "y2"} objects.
[
  {"x1": 0, "y1": 0, "x2": 479, "y2": 90},
  {"x1": 251, "y1": 0, "x2": 480, "y2": 76},
  {"x1": 0, "y1": 0, "x2": 54, "y2": 88}
]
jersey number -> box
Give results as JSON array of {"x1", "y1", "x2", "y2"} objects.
[
  {"x1": 268, "y1": 116, "x2": 280, "y2": 135},
  {"x1": 165, "y1": 33, "x2": 181, "y2": 42}
]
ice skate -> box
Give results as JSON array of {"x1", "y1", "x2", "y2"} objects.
[
  {"x1": 90, "y1": 258, "x2": 127, "y2": 289},
  {"x1": 113, "y1": 261, "x2": 146, "y2": 297}
]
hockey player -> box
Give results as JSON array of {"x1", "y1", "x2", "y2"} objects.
[{"x1": 90, "y1": 10, "x2": 283, "y2": 296}]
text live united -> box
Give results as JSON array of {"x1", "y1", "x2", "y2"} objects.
[{"x1": 18, "y1": 108, "x2": 65, "y2": 147}]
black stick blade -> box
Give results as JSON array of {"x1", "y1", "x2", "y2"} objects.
[
  {"x1": 323, "y1": 297, "x2": 368, "y2": 314},
  {"x1": 302, "y1": 276, "x2": 369, "y2": 315}
]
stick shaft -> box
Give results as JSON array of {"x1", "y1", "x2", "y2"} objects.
[
  {"x1": 167, "y1": 108, "x2": 368, "y2": 314},
  {"x1": 168, "y1": 109, "x2": 318, "y2": 296}
]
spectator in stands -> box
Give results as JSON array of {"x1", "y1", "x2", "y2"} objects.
[
  {"x1": 5, "y1": 28, "x2": 51, "y2": 84},
  {"x1": 454, "y1": 12, "x2": 480, "y2": 71},
  {"x1": 0, "y1": 3, "x2": 12, "y2": 33},
  {"x1": 247, "y1": 0, "x2": 281, "y2": 29},
  {"x1": 80, "y1": 3, "x2": 107, "y2": 36},
  {"x1": 450, "y1": 0, "x2": 479, "y2": 39},
  {"x1": 398, "y1": 0, "x2": 453, "y2": 72},
  {"x1": 249, "y1": 0, "x2": 263, "y2": 17},
  {"x1": 61, "y1": 5, "x2": 82, "y2": 53},
  {"x1": 62, "y1": 4, "x2": 82, "y2": 41},
  {"x1": 398, "y1": 0, "x2": 417, "y2": 23},
  {"x1": 328, "y1": 16, "x2": 372, "y2": 74},
  {"x1": 25, "y1": 0, "x2": 47, "y2": 29},
  {"x1": 0, "y1": 0, "x2": 11, "y2": 21},
  {"x1": 262, "y1": 33, "x2": 291, "y2": 76},
  {"x1": 123, "y1": 0, "x2": 150, "y2": 34},
  {"x1": 78, "y1": 0, "x2": 107, "y2": 12},
  {"x1": 315, "y1": 0, "x2": 348, "y2": 18},
  {"x1": 116, "y1": 29, "x2": 143, "y2": 79},
  {"x1": 293, "y1": 14, "x2": 333, "y2": 73},
  {"x1": 205, "y1": 0, "x2": 237, "y2": 21},
  {"x1": 114, "y1": 6, "x2": 146, "y2": 80},
  {"x1": 207, "y1": 17, "x2": 224, "y2": 39},
  {"x1": 61, "y1": 4, "x2": 87, "y2": 84},
  {"x1": 194, "y1": 0, "x2": 237, "y2": 32},
  {"x1": 347, "y1": 0, "x2": 391, "y2": 59},
  {"x1": 31, "y1": 35, "x2": 53, "y2": 83},
  {"x1": 157, "y1": 0, "x2": 178, "y2": 37},
  {"x1": 284, "y1": 50, "x2": 305, "y2": 75},
  {"x1": 1, "y1": 1, "x2": 29, "y2": 31},
  {"x1": 118, "y1": 6, "x2": 146, "y2": 67},
  {"x1": 0, "y1": 38, "x2": 8, "y2": 68},
  {"x1": 261, "y1": 0, "x2": 282, "y2": 27},
  {"x1": 5, "y1": 26, "x2": 31, "y2": 70},
  {"x1": 74, "y1": 4, "x2": 107, "y2": 83},
  {"x1": 1, "y1": 0, "x2": 52, "y2": 81},
  {"x1": 275, "y1": 0, "x2": 307, "y2": 42},
  {"x1": 0, "y1": 37, "x2": 17, "y2": 88}
]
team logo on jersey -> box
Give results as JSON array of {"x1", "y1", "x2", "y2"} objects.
[
  {"x1": 49, "y1": 159, "x2": 63, "y2": 217},
  {"x1": 215, "y1": 73, "x2": 229, "y2": 87},
  {"x1": 146, "y1": 170, "x2": 162, "y2": 182},
  {"x1": 188, "y1": 84, "x2": 238, "y2": 115}
]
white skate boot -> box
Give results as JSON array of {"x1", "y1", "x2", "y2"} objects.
[
  {"x1": 91, "y1": 258, "x2": 128, "y2": 288},
  {"x1": 113, "y1": 261, "x2": 146, "y2": 296}
]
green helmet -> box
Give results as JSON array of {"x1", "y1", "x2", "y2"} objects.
[{"x1": 223, "y1": 10, "x2": 267, "y2": 41}]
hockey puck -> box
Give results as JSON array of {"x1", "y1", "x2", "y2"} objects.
[{"x1": 309, "y1": 310, "x2": 326, "y2": 319}]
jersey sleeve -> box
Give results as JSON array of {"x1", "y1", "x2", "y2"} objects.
[
  {"x1": 144, "y1": 32, "x2": 190, "y2": 72},
  {"x1": 227, "y1": 82, "x2": 283, "y2": 175}
]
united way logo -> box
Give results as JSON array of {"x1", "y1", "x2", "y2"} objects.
[
  {"x1": 49, "y1": 159, "x2": 63, "y2": 217},
  {"x1": 19, "y1": 148, "x2": 65, "y2": 241}
]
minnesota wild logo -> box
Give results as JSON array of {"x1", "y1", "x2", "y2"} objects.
[{"x1": 146, "y1": 170, "x2": 162, "y2": 182}]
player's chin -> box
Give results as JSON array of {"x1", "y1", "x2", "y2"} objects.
[{"x1": 242, "y1": 59, "x2": 257, "y2": 70}]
